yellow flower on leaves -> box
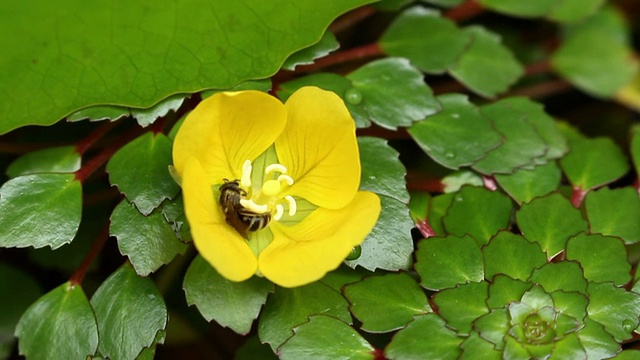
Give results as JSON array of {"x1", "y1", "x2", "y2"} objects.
[{"x1": 172, "y1": 86, "x2": 380, "y2": 288}]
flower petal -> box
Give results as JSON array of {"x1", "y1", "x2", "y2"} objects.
[
  {"x1": 259, "y1": 191, "x2": 380, "y2": 287},
  {"x1": 182, "y1": 158, "x2": 257, "y2": 282},
  {"x1": 173, "y1": 91, "x2": 287, "y2": 183},
  {"x1": 276, "y1": 86, "x2": 360, "y2": 209}
]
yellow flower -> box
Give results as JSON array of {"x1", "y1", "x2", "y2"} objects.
[{"x1": 172, "y1": 86, "x2": 380, "y2": 287}]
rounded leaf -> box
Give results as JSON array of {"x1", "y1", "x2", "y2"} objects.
[{"x1": 386, "y1": 314, "x2": 463, "y2": 360}]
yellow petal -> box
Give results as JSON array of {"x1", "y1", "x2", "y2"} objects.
[
  {"x1": 276, "y1": 86, "x2": 360, "y2": 209},
  {"x1": 259, "y1": 191, "x2": 380, "y2": 287},
  {"x1": 173, "y1": 91, "x2": 287, "y2": 183},
  {"x1": 182, "y1": 158, "x2": 257, "y2": 282}
]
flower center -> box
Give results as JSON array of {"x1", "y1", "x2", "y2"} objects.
[{"x1": 237, "y1": 159, "x2": 297, "y2": 222}]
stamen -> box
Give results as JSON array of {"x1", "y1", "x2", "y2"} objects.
[
  {"x1": 265, "y1": 163, "x2": 287, "y2": 179},
  {"x1": 240, "y1": 199, "x2": 268, "y2": 213},
  {"x1": 262, "y1": 180, "x2": 282, "y2": 197},
  {"x1": 278, "y1": 174, "x2": 294, "y2": 186},
  {"x1": 285, "y1": 195, "x2": 297, "y2": 216},
  {"x1": 274, "y1": 204, "x2": 284, "y2": 221},
  {"x1": 241, "y1": 160, "x2": 252, "y2": 188}
]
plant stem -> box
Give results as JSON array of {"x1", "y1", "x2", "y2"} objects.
[
  {"x1": 329, "y1": 6, "x2": 376, "y2": 34},
  {"x1": 445, "y1": 0, "x2": 484, "y2": 22},
  {"x1": 293, "y1": 43, "x2": 383, "y2": 73},
  {"x1": 570, "y1": 186, "x2": 588, "y2": 208},
  {"x1": 69, "y1": 225, "x2": 109, "y2": 286},
  {"x1": 76, "y1": 120, "x2": 120, "y2": 155}
]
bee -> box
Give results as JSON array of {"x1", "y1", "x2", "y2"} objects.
[{"x1": 219, "y1": 179, "x2": 271, "y2": 238}]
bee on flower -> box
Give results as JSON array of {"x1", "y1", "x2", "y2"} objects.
[{"x1": 172, "y1": 86, "x2": 380, "y2": 287}]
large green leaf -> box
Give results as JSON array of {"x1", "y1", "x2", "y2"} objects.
[
  {"x1": 385, "y1": 314, "x2": 463, "y2": 359},
  {"x1": 343, "y1": 273, "x2": 431, "y2": 332},
  {"x1": 495, "y1": 162, "x2": 562, "y2": 204},
  {"x1": 566, "y1": 233, "x2": 630, "y2": 286},
  {"x1": 90, "y1": 263, "x2": 167, "y2": 360},
  {"x1": 5, "y1": 146, "x2": 80, "y2": 178},
  {"x1": 559, "y1": 137, "x2": 629, "y2": 190},
  {"x1": 0, "y1": 0, "x2": 375, "y2": 134},
  {"x1": 433, "y1": 281, "x2": 489, "y2": 335},
  {"x1": 551, "y1": 6, "x2": 638, "y2": 98},
  {"x1": 107, "y1": 132, "x2": 179, "y2": 215},
  {"x1": 15, "y1": 282, "x2": 99, "y2": 360},
  {"x1": 357, "y1": 137, "x2": 409, "y2": 203},
  {"x1": 183, "y1": 255, "x2": 273, "y2": 335},
  {"x1": 482, "y1": 231, "x2": 547, "y2": 282},
  {"x1": 110, "y1": 200, "x2": 188, "y2": 276},
  {"x1": 587, "y1": 282, "x2": 640, "y2": 342},
  {"x1": 409, "y1": 94, "x2": 502, "y2": 170},
  {"x1": 585, "y1": 187, "x2": 640, "y2": 244},
  {"x1": 258, "y1": 282, "x2": 351, "y2": 352},
  {"x1": 279, "y1": 315, "x2": 374, "y2": 360},
  {"x1": 379, "y1": 7, "x2": 470, "y2": 73},
  {"x1": 0, "y1": 173, "x2": 81, "y2": 249}
]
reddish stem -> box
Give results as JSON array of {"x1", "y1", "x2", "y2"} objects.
[
  {"x1": 76, "y1": 120, "x2": 120, "y2": 155},
  {"x1": 406, "y1": 175, "x2": 445, "y2": 193},
  {"x1": 293, "y1": 43, "x2": 383, "y2": 73},
  {"x1": 416, "y1": 219, "x2": 437, "y2": 238},
  {"x1": 525, "y1": 60, "x2": 552, "y2": 77},
  {"x1": 371, "y1": 348, "x2": 387, "y2": 360},
  {"x1": 69, "y1": 225, "x2": 109, "y2": 286},
  {"x1": 483, "y1": 175, "x2": 497, "y2": 191},
  {"x1": 634, "y1": 178, "x2": 640, "y2": 196},
  {"x1": 444, "y1": 0, "x2": 484, "y2": 22},
  {"x1": 329, "y1": 6, "x2": 376, "y2": 34},
  {"x1": 570, "y1": 186, "x2": 588, "y2": 208},
  {"x1": 507, "y1": 79, "x2": 573, "y2": 100},
  {"x1": 74, "y1": 126, "x2": 145, "y2": 183}
]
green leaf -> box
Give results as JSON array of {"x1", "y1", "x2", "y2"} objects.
[
  {"x1": 449, "y1": 26, "x2": 524, "y2": 97},
  {"x1": 183, "y1": 255, "x2": 273, "y2": 335},
  {"x1": 473, "y1": 309, "x2": 509, "y2": 349},
  {"x1": 473, "y1": 98, "x2": 547, "y2": 174},
  {"x1": 346, "y1": 57, "x2": 441, "y2": 129},
  {"x1": 90, "y1": 263, "x2": 167, "y2": 360},
  {"x1": 320, "y1": 265, "x2": 372, "y2": 292},
  {"x1": 565, "y1": 233, "x2": 631, "y2": 285},
  {"x1": 495, "y1": 162, "x2": 562, "y2": 204},
  {"x1": 483, "y1": 231, "x2": 547, "y2": 282},
  {"x1": 15, "y1": 282, "x2": 98, "y2": 360},
  {"x1": 528, "y1": 261, "x2": 587, "y2": 294},
  {"x1": 258, "y1": 282, "x2": 351, "y2": 352},
  {"x1": 282, "y1": 31, "x2": 339, "y2": 71},
  {"x1": 486, "y1": 275, "x2": 532, "y2": 309},
  {"x1": 422, "y1": 0, "x2": 464, "y2": 7},
  {"x1": 0, "y1": 0, "x2": 375, "y2": 134},
  {"x1": 441, "y1": 170, "x2": 484, "y2": 193},
  {"x1": 612, "y1": 350, "x2": 640, "y2": 360},
  {"x1": 0, "y1": 264, "x2": 42, "y2": 354},
  {"x1": 433, "y1": 281, "x2": 489, "y2": 335},
  {"x1": 5, "y1": 146, "x2": 80, "y2": 178},
  {"x1": 280, "y1": 315, "x2": 374, "y2": 360},
  {"x1": 587, "y1": 282, "x2": 640, "y2": 342},
  {"x1": 235, "y1": 336, "x2": 278, "y2": 360},
  {"x1": 66, "y1": 105, "x2": 129, "y2": 123},
  {"x1": 346, "y1": 194, "x2": 414, "y2": 271},
  {"x1": 577, "y1": 318, "x2": 620, "y2": 360},
  {"x1": 379, "y1": 7, "x2": 470, "y2": 73},
  {"x1": 516, "y1": 192, "x2": 589, "y2": 258},
  {"x1": 560, "y1": 137, "x2": 630, "y2": 189},
  {"x1": 110, "y1": 201, "x2": 188, "y2": 276},
  {"x1": 631, "y1": 125, "x2": 640, "y2": 173},
  {"x1": 0, "y1": 173, "x2": 81, "y2": 249},
  {"x1": 550, "y1": 333, "x2": 587, "y2": 359},
  {"x1": 409, "y1": 94, "x2": 502, "y2": 169},
  {"x1": 358, "y1": 137, "x2": 409, "y2": 203},
  {"x1": 385, "y1": 314, "x2": 463, "y2": 359},
  {"x1": 459, "y1": 331, "x2": 502, "y2": 360},
  {"x1": 415, "y1": 235, "x2": 484, "y2": 290},
  {"x1": 343, "y1": 273, "x2": 431, "y2": 332},
  {"x1": 551, "y1": 6, "x2": 638, "y2": 98},
  {"x1": 547, "y1": 0, "x2": 607, "y2": 23},
  {"x1": 107, "y1": 132, "x2": 180, "y2": 215},
  {"x1": 585, "y1": 187, "x2": 640, "y2": 244},
  {"x1": 442, "y1": 186, "x2": 512, "y2": 245},
  {"x1": 477, "y1": 0, "x2": 556, "y2": 17}
]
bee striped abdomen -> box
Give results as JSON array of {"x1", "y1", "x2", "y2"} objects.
[{"x1": 218, "y1": 179, "x2": 271, "y2": 237}]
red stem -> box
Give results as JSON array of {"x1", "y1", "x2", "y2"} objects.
[
  {"x1": 329, "y1": 6, "x2": 376, "y2": 34},
  {"x1": 444, "y1": 0, "x2": 484, "y2": 22},
  {"x1": 483, "y1": 175, "x2": 497, "y2": 191},
  {"x1": 76, "y1": 120, "x2": 120, "y2": 155},
  {"x1": 74, "y1": 126, "x2": 145, "y2": 183},
  {"x1": 525, "y1": 60, "x2": 552, "y2": 77},
  {"x1": 293, "y1": 43, "x2": 383, "y2": 73},
  {"x1": 416, "y1": 219, "x2": 437, "y2": 238},
  {"x1": 507, "y1": 79, "x2": 573, "y2": 100},
  {"x1": 69, "y1": 225, "x2": 109, "y2": 286},
  {"x1": 571, "y1": 186, "x2": 588, "y2": 208}
]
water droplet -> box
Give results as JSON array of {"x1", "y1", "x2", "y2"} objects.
[
  {"x1": 369, "y1": 175, "x2": 376, "y2": 180},
  {"x1": 451, "y1": 113, "x2": 460, "y2": 119},
  {"x1": 346, "y1": 245, "x2": 362, "y2": 260},
  {"x1": 622, "y1": 319, "x2": 635, "y2": 331},
  {"x1": 444, "y1": 152, "x2": 456, "y2": 159},
  {"x1": 344, "y1": 88, "x2": 363, "y2": 105}
]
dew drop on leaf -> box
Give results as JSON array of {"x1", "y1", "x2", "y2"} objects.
[
  {"x1": 344, "y1": 88, "x2": 363, "y2": 105},
  {"x1": 622, "y1": 319, "x2": 635, "y2": 332}
]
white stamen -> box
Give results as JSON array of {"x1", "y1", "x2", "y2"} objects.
[
  {"x1": 240, "y1": 199, "x2": 268, "y2": 213},
  {"x1": 241, "y1": 160, "x2": 252, "y2": 187},
  {"x1": 265, "y1": 164, "x2": 287, "y2": 176},
  {"x1": 285, "y1": 195, "x2": 297, "y2": 216},
  {"x1": 274, "y1": 204, "x2": 284, "y2": 221},
  {"x1": 278, "y1": 174, "x2": 294, "y2": 186}
]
